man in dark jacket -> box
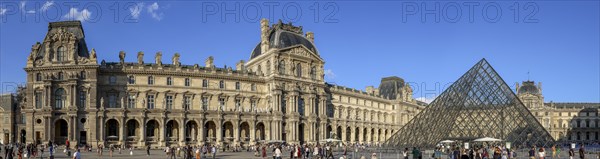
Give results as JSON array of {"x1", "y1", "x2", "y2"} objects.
[{"x1": 578, "y1": 145, "x2": 585, "y2": 159}]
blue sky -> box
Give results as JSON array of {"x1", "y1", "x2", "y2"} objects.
[{"x1": 0, "y1": 1, "x2": 598, "y2": 103}]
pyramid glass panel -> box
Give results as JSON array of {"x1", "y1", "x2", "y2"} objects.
[{"x1": 383, "y1": 59, "x2": 555, "y2": 149}]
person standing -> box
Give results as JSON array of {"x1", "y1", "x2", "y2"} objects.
[
  {"x1": 72, "y1": 149, "x2": 81, "y2": 159},
  {"x1": 530, "y1": 148, "x2": 537, "y2": 159},
  {"x1": 274, "y1": 146, "x2": 282, "y2": 159},
  {"x1": 211, "y1": 146, "x2": 217, "y2": 159},
  {"x1": 551, "y1": 146, "x2": 556, "y2": 159},
  {"x1": 578, "y1": 146, "x2": 584, "y2": 159},
  {"x1": 539, "y1": 147, "x2": 546, "y2": 159},
  {"x1": 568, "y1": 148, "x2": 574, "y2": 159},
  {"x1": 146, "y1": 145, "x2": 151, "y2": 156}
]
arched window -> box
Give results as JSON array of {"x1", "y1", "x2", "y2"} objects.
[
  {"x1": 279, "y1": 60, "x2": 285, "y2": 74},
  {"x1": 55, "y1": 88, "x2": 65, "y2": 109},
  {"x1": 310, "y1": 66, "x2": 316, "y2": 79},
  {"x1": 266, "y1": 61, "x2": 271, "y2": 74},
  {"x1": 296, "y1": 63, "x2": 302, "y2": 77},
  {"x1": 257, "y1": 65, "x2": 262, "y2": 74},
  {"x1": 57, "y1": 46, "x2": 66, "y2": 62},
  {"x1": 219, "y1": 80, "x2": 225, "y2": 89},
  {"x1": 36, "y1": 73, "x2": 42, "y2": 81}
]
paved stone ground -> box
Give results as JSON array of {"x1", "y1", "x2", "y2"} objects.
[{"x1": 8, "y1": 148, "x2": 600, "y2": 159}]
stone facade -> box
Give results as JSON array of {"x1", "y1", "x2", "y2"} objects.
[
  {"x1": 5, "y1": 20, "x2": 425, "y2": 148},
  {"x1": 517, "y1": 81, "x2": 600, "y2": 142}
]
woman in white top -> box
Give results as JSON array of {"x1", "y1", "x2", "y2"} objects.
[{"x1": 275, "y1": 147, "x2": 282, "y2": 159}]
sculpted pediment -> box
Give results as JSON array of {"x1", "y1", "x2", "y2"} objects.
[{"x1": 280, "y1": 45, "x2": 323, "y2": 62}]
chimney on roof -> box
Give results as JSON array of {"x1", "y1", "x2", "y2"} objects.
[
  {"x1": 260, "y1": 18, "x2": 270, "y2": 53},
  {"x1": 236, "y1": 60, "x2": 245, "y2": 71}
]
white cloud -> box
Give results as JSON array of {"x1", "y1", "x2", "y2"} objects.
[
  {"x1": 40, "y1": 1, "x2": 54, "y2": 12},
  {"x1": 415, "y1": 96, "x2": 436, "y2": 104},
  {"x1": 63, "y1": 8, "x2": 92, "y2": 21},
  {"x1": 129, "y1": 2, "x2": 144, "y2": 19},
  {"x1": 147, "y1": 2, "x2": 163, "y2": 21},
  {"x1": 324, "y1": 69, "x2": 336, "y2": 79},
  {"x1": 0, "y1": 8, "x2": 7, "y2": 15}
]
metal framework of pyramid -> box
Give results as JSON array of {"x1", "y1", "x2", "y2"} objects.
[{"x1": 384, "y1": 59, "x2": 555, "y2": 148}]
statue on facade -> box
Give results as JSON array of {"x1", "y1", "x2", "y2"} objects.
[
  {"x1": 100, "y1": 97, "x2": 105, "y2": 108},
  {"x1": 119, "y1": 51, "x2": 126, "y2": 64},
  {"x1": 155, "y1": 51, "x2": 162, "y2": 65},
  {"x1": 137, "y1": 51, "x2": 144, "y2": 64},
  {"x1": 172, "y1": 53, "x2": 181, "y2": 66}
]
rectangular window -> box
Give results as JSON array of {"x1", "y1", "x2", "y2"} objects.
[
  {"x1": 128, "y1": 95, "x2": 136, "y2": 109},
  {"x1": 167, "y1": 77, "x2": 173, "y2": 86},
  {"x1": 235, "y1": 99, "x2": 241, "y2": 111},
  {"x1": 148, "y1": 76, "x2": 154, "y2": 85},
  {"x1": 21, "y1": 115, "x2": 26, "y2": 124},
  {"x1": 185, "y1": 78, "x2": 190, "y2": 87},
  {"x1": 35, "y1": 92, "x2": 42, "y2": 109},
  {"x1": 184, "y1": 96, "x2": 191, "y2": 110},
  {"x1": 202, "y1": 97, "x2": 209, "y2": 110},
  {"x1": 235, "y1": 82, "x2": 240, "y2": 90},
  {"x1": 147, "y1": 95, "x2": 155, "y2": 109},
  {"x1": 202, "y1": 79, "x2": 208, "y2": 88},
  {"x1": 219, "y1": 81, "x2": 225, "y2": 89},
  {"x1": 251, "y1": 100, "x2": 257, "y2": 111},
  {"x1": 108, "y1": 94, "x2": 117, "y2": 108},
  {"x1": 251, "y1": 84, "x2": 256, "y2": 91},
  {"x1": 166, "y1": 95, "x2": 173, "y2": 110},
  {"x1": 219, "y1": 98, "x2": 225, "y2": 111},
  {"x1": 79, "y1": 91, "x2": 86, "y2": 108}
]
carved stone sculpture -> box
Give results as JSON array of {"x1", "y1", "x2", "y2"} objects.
[
  {"x1": 155, "y1": 51, "x2": 162, "y2": 65},
  {"x1": 119, "y1": 51, "x2": 126, "y2": 64},
  {"x1": 172, "y1": 53, "x2": 180, "y2": 66},
  {"x1": 137, "y1": 51, "x2": 144, "y2": 64}
]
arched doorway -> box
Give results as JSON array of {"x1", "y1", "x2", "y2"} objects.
[
  {"x1": 166, "y1": 120, "x2": 179, "y2": 144},
  {"x1": 126, "y1": 120, "x2": 140, "y2": 143},
  {"x1": 185, "y1": 121, "x2": 198, "y2": 143},
  {"x1": 298, "y1": 123, "x2": 305, "y2": 145},
  {"x1": 336, "y1": 126, "x2": 342, "y2": 139},
  {"x1": 204, "y1": 121, "x2": 217, "y2": 144},
  {"x1": 345, "y1": 127, "x2": 351, "y2": 142},
  {"x1": 146, "y1": 120, "x2": 159, "y2": 142},
  {"x1": 256, "y1": 122, "x2": 265, "y2": 141},
  {"x1": 106, "y1": 119, "x2": 119, "y2": 144},
  {"x1": 223, "y1": 122, "x2": 234, "y2": 142},
  {"x1": 20, "y1": 129, "x2": 26, "y2": 144},
  {"x1": 240, "y1": 122, "x2": 250, "y2": 148},
  {"x1": 326, "y1": 126, "x2": 332, "y2": 139},
  {"x1": 54, "y1": 119, "x2": 68, "y2": 145},
  {"x1": 363, "y1": 128, "x2": 368, "y2": 143},
  {"x1": 370, "y1": 128, "x2": 375, "y2": 143},
  {"x1": 355, "y1": 128, "x2": 360, "y2": 142}
]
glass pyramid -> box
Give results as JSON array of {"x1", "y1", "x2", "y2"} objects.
[{"x1": 383, "y1": 59, "x2": 555, "y2": 148}]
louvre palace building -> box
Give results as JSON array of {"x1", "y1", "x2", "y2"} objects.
[
  {"x1": 0, "y1": 20, "x2": 426, "y2": 148},
  {"x1": 0, "y1": 20, "x2": 598, "y2": 148}
]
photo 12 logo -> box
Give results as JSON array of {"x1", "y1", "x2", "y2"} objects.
[
  {"x1": 401, "y1": 2, "x2": 539, "y2": 23},
  {"x1": 0, "y1": 1, "x2": 103, "y2": 23},
  {"x1": 200, "y1": 2, "x2": 339, "y2": 23}
]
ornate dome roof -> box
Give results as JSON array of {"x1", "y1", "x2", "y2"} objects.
[
  {"x1": 250, "y1": 21, "x2": 318, "y2": 59},
  {"x1": 518, "y1": 81, "x2": 540, "y2": 94}
]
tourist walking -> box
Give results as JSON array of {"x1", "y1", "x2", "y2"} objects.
[
  {"x1": 72, "y1": 149, "x2": 81, "y2": 159},
  {"x1": 146, "y1": 145, "x2": 151, "y2": 156},
  {"x1": 211, "y1": 146, "x2": 217, "y2": 159},
  {"x1": 275, "y1": 146, "x2": 282, "y2": 159},
  {"x1": 569, "y1": 148, "x2": 575, "y2": 159},
  {"x1": 578, "y1": 146, "x2": 584, "y2": 159},
  {"x1": 539, "y1": 147, "x2": 546, "y2": 159}
]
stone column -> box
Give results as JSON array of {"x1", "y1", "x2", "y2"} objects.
[
  {"x1": 250, "y1": 120, "x2": 256, "y2": 145},
  {"x1": 199, "y1": 120, "x2": 205, "y2": 146},
  {"x1": 179, "y1": 118, "x2": 186, "y2": 146},
  {"x1": 98, "y1": 116, "x2": 104, "y2": 143},
  {"x1": 159, "y1": 118, "x2": 166, "y2": 146},
  {"x1": 119, "y1": 118, "x2": 124, "y2": 145},
  {"x1": 68, "y1": 116, "x2": 74, "y2": 141},
  {"x1": 216, "y1": 119, "x2": 223, "y2": 145},
  {"x1": 140, "y1": 118, "x2": 146, "y2": 144},
  {"x1": 233, "y1": 121, "x2": 240, "y2": 146},
  {"x1": 350, "y1": 126, "x2": 355, "y2": 143}
]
